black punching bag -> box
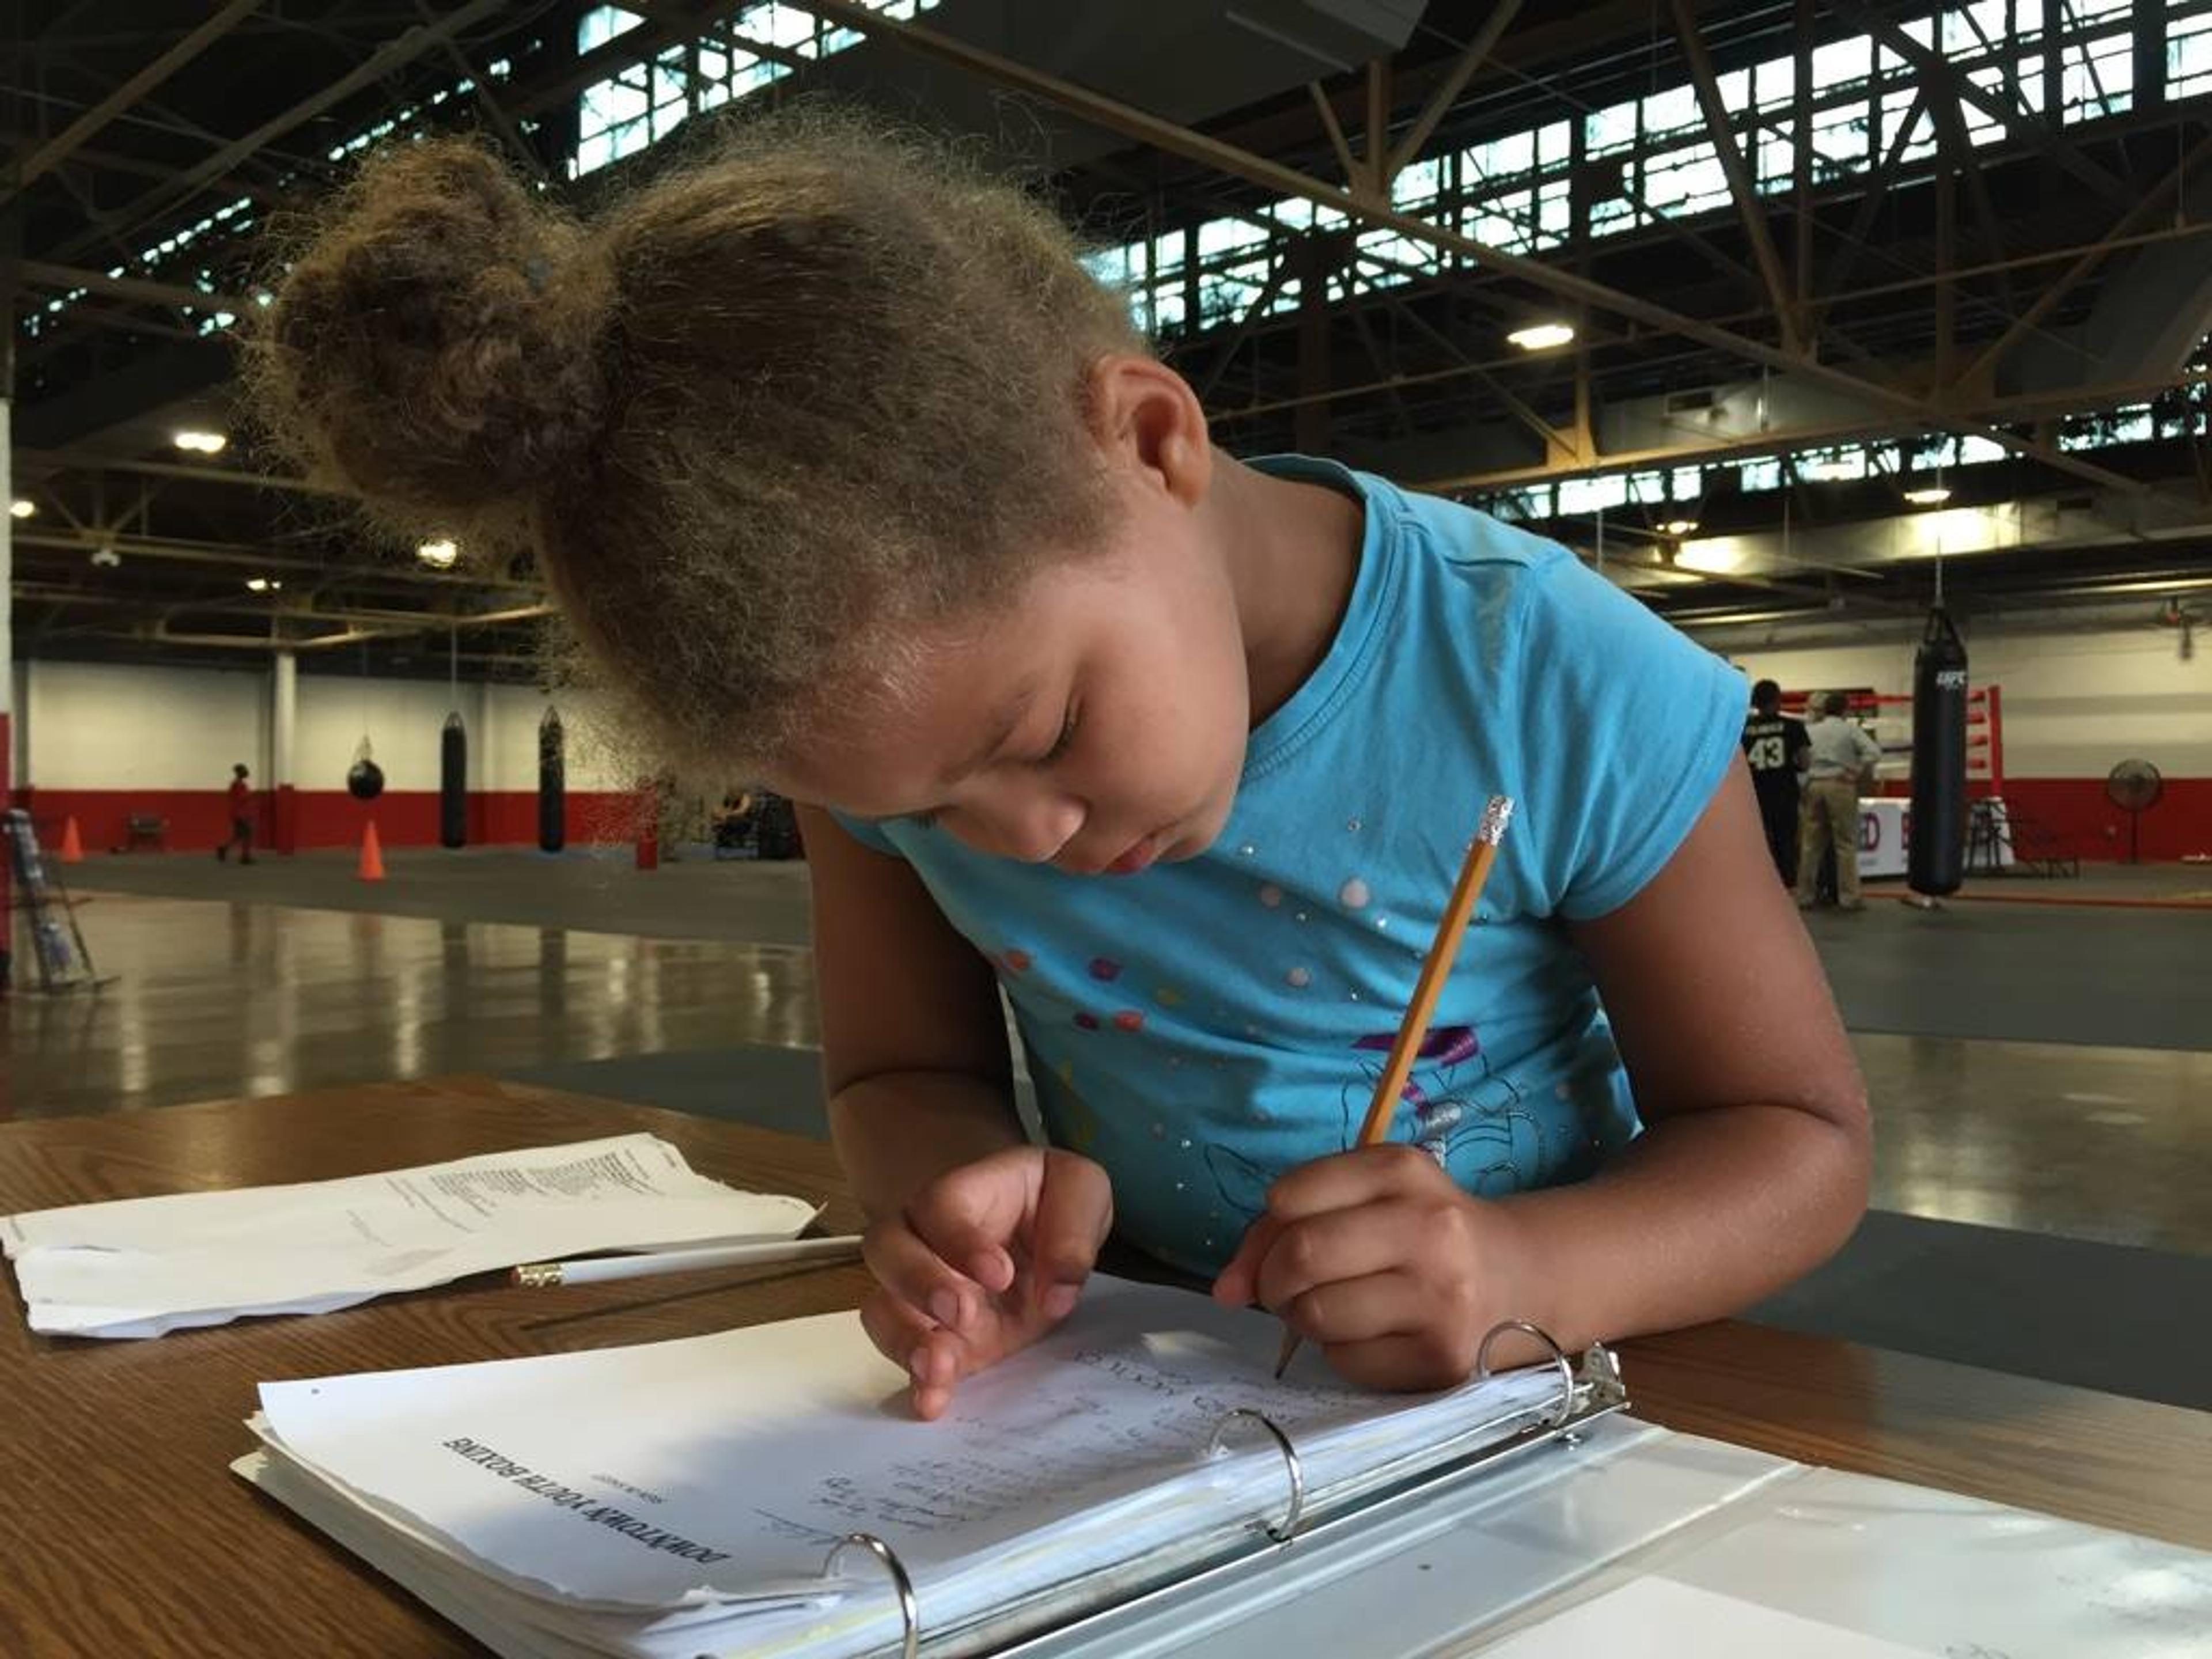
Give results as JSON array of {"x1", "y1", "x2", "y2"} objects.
[
  {"x1": 1908, "y1": 604, "x2": 1969, "y2": 895},
  {"x1": 440, "y1": 712, "x2": 468, "y2": 849},
  {"x1": 537, "y1": 707, "x2": 566, "y2": 854}
]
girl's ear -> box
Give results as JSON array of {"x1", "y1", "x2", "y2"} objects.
[{"x1": 1087, "y1": 354, "x2": 1211, "y2": 509}]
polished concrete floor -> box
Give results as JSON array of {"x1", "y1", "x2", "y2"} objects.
[
  {"x1": 13, "y1": 863, "x2": 2208, "y2": 1253},
  {"x1": 5, "y1": 892, "x2": 817, "y2": 1116},
  {"x1": 59, "y1": 847, "x2": 2212, "y2": 1050},
  {"x1": 10, "y1": 856, "x2": 2211, "y2": 1405}
]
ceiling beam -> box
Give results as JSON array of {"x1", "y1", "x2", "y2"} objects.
[
  {"x1": 785, "y1": 0, "x2": 2156, "y2": 504},
  {"x1": 1961, "y1": 124, "x2": 2212, "y2": 391},
  {"x1": 1671, "y1": 0, "x2": 1801, "y2": 354},
  {"x1": 63, "y1": 143, "x2": 296, "y2": 207},
  {"x1": 1832, "y1": 0, "x2": 2124, "y2": 199},
  {"x1": 1306, "y1": 81, "x2": 1359, "y2": 187},
  {"x1": 9, "y1": 527, "x2": 540, "y2": 590},
  {"x1": 10, "y1": 583, "x2": 552, "y2": 631},
  {"x1": 21, "y1": 449, "x2": 352, "y2": 498},
  {"x1": 5, "y1": 0, "x2": 264, "y2": 199},
  {"x1": 513, "y1": 1, "x2": 717, "y2": 118},
  {"x1": 44, "y1": 0, "x2": 510, "y2": 265},
  {"x1": 18, "y1": 259, "x2": 257, "y2": 315},
  {"x1": 1385, "y1": 0, "x2": 1524, "y2": 181}
]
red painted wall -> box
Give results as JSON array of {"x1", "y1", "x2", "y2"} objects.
[
  {"x1": 16, "y1": 788, "x2": 643, "y2": 853},
  {"x1": 1998, "y1": 777, "x2": 2212, "y2": 863},
  {"x1": 1851, "y1": 777, "x2": 2211, "y2": 863},
  {"x1": 19, "y1": 781, "x2": 2212, "y2": 862}
]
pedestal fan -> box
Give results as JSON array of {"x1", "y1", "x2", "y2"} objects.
[{"x1": 2105, "y1": 759, "x2": 2163, "y2": 864}]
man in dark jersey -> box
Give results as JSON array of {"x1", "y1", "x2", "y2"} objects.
[{"x1": 1741, "y1": 679, "x2": 1808, "y2": 885}]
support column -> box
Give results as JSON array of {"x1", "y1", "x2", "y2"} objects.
[
  {"x1": 2, "y1": 395, "x2": 14, "y2": 983},
  {"x1": 4, "y1": 201, "x2": 20, "y2": 978},
  {"x1": 272, "y1": 649, "x2": 298, "y2": 855},
  {"x1": 1291, "y1": 232, "x2": 1349, "y2": 454}
]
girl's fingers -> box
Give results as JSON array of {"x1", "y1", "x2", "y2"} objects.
[{"x1": 861, "y1": 1215, "x2": 985, "y2": 1334}]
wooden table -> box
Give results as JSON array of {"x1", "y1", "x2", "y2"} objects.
[{"x1": 3, "y1": 1078, "x2": 2207, "y2": 1658}]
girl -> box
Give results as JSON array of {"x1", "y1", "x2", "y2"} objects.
[{"x1": 255, "y1": 117, "x2": 1869, "y2": 1419}]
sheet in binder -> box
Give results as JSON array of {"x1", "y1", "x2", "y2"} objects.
[{"x1": 232, "y1": 1277, "x2": 1623, "y2": 1658}]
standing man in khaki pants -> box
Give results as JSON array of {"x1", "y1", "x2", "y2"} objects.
[{"x1": 1797, "y1": 692, "x2": 1881, "y2": 910}]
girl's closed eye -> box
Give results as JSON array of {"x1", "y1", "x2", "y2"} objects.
[{"x1": 1036, "y1": 704, "x2": 1079, "y2": 767}]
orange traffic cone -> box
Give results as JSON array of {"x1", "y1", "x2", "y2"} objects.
[
  {"x1": 358, "y1": 820, "x2": 386, "y2": 882},
  {"x1": 58, "y1": 816, "x2": 84, "y2": 863}
]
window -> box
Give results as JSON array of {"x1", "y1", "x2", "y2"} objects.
[
  {"x1": 1391, "y1": 153, "x2": 1445, "y2": 211},
  {"x1": 1644, "y1": 142, "x2": 1733, "y2": 218},
  {"x1": 2062, "y1": 28, "x2": 2134, "y2": 121},
  {"x1": 1810, "y1": 36, "x2": 1874, "y2": 92},
  {"x1": 572, "y1": 0, "x2": 941, "y2": 176},
  {"x1": 2175, "y1": 8, "x2": 2212, "y2": 99},
  {"x1": 541, "y1": 0, "x2": 2212, "y2": 359},
  {"x1": 578, "y1": 5, "x2": 642, "y2": 51},
  {"x1": 1584, "y1": 100, "x2": 1638, "y2": 158},
  {"x1": 1809, "y1": 100, "x2": 1872, "y2": 175},
  {"x1": 1640, "y1": 84, "x2": 1702, "y2": 143}
]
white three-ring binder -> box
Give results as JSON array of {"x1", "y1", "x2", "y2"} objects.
[{"x1": 233, "y1": 1281, "x2": 2212, "y2": 1658}]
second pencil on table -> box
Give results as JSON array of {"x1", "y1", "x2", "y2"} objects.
[{"x1": 512, "y1": 1234, "x2": 863, "y2": 1289}]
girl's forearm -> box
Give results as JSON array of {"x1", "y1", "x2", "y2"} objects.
[
  {"x1": 828, "y1": 1069, "x2": 1028, "y2": 1223},
  {"x1": 1495, "y1": 1101, "x2": 1870, "y2": 1353}
]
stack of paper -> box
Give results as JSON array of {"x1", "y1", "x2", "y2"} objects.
[
  {"x1": 234, "y1": 1278, "x2": 1568, "y2": 1659},
  {"x1": 2, "y1": 1135, "x2": 819, "y2": 1338}
]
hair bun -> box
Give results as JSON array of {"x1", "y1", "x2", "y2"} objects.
[{"x1": 253, "y1": 138, "x2": 612, "y2": 529}]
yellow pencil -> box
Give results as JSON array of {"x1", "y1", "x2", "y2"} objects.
[{"x1": 1274, "y1": 794, "x2": 1515, "y2": 1380}]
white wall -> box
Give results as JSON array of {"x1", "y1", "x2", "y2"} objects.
[
  {"x1": 1710, "y1": 617, "x2": 2211, "y2": 778},
  {"x1": 31, "y1": 661, "x2": 270, "y2": 789},
  {"x1": 293, "y1": 675, "x2": 480, "y2": 792},
  {"x1": 24, "y1": 660, "x2": 635, "y2": 792},
  {"x1": 32, "y1": 615, "x2": 2198, "y2": 794},
  {"x1": 479, "y1": 683, "x2": 632, "y2": 793}
]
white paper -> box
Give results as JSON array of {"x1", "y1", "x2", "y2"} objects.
[
  {"x1": 246, "y1": 1277, "x2": 1566, "y2": 1655},
  {"x1": 1479, "y1": 1578, "x2": 1934, "y2": 1657},
  {"x1": 4, "y1": 1135, "x2": 818, "y2": 1337}
]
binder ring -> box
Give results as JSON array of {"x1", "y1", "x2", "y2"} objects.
[
  {"x1": 1206, "y1": 1407, "x2": 1306, "y2": 1543},
  {"x1": 821, "y1": 1532, "x2": 919, "y2": 1659},
  {"x1": 1475, "y1": 1320, "x2": 1576, "y2": 1428}
]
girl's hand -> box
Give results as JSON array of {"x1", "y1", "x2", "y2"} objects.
[
  {"x1": 1210, "y1": 1145, "x2": 1536, "y2": 1391},
  {"x1": 858, "y1": 1146, "x2": 1113, "y2": 1419}
]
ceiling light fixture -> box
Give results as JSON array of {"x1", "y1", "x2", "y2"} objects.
[
  {"x1": 416, "y1": 537, "x2": 460, "y2": 569},
  {"x1": 1659, "y1": 517, "x2": 1699, "y2": 537},
  {"x1": 9, "y1": 498, "x2": 33, "y2": 519},
  {"x1": 1903, "y1": 484, "x2": 1953, "y2": 506},
  {"x1": 245, "y1": 577, "x2": 283, "y2": 593},
  {"x1": 173, "y1": 429, "x2": 228, "y2": 454},
  {"x1": 1506, "y1": 321, "x2": 1576, "y2": 351}
]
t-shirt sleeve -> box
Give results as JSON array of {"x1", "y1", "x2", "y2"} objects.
[{"x1": 1514, "y1": 554, "x2": 1747, "y2": 921}]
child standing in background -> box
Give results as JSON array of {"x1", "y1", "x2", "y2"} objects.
[
  {"x1": 217, "y1": 762, "x2": 256, "y2": 864},
  {"x1": 253, "y1": 116, "x2": 1869, "y2": 1418}
]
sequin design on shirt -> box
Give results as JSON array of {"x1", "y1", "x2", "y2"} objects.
[{"x1": 1200, "y1": 1024, "x2": 1541, "y2": 1228}]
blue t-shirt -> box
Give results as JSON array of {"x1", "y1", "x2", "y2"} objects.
[{"x1": 841, "y1": 457, "x2": 1745, "y2": 1276}]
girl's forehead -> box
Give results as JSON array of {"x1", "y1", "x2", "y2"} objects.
[{"x1": 774, "y1": 649, "x2": 1032, "y2": 808}]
